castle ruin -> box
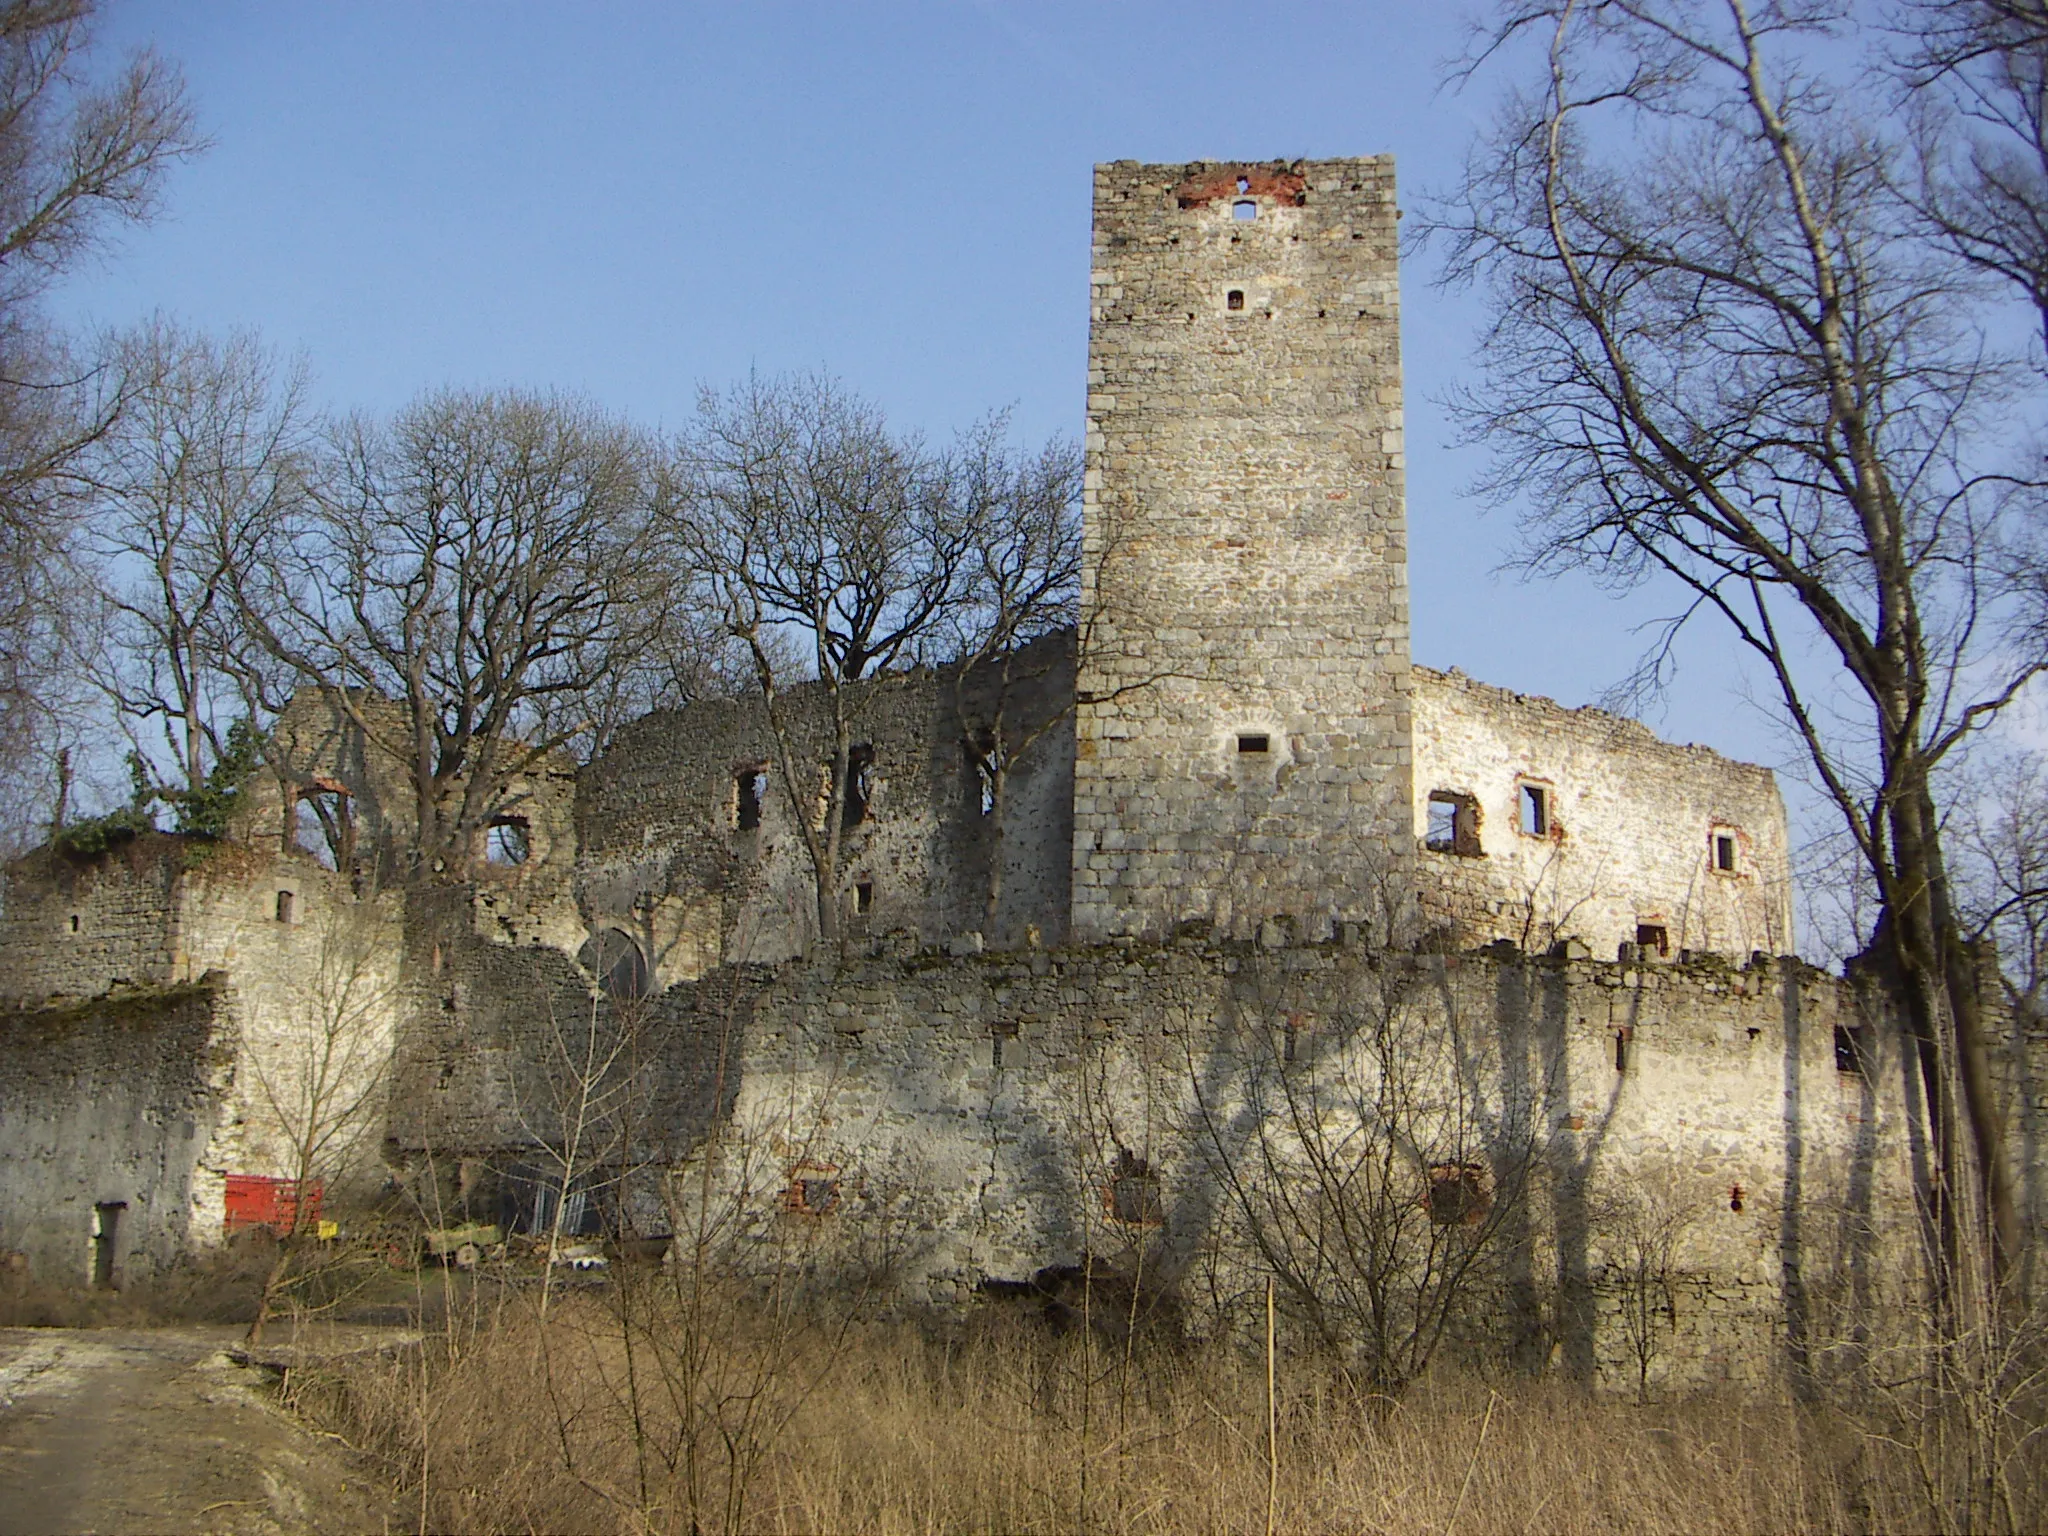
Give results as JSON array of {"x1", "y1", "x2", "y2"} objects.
[{"x1": 1, "y1": 158, "x2": 2036, "y2": 1392}]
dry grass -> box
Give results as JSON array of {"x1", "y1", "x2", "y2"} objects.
[{"x1": 285, "y1": 1282, "x2": 2036, "y2": 1536}]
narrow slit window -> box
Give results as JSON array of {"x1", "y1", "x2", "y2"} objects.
[
  {"x1": 854, "y1": 879, "x2": 874, "y2": 915},
  {"x1": 1714, "y1": 831, "x2": 1738, "y2": 872},
  {"x1": 1226, "y1": 289, "x2": 1245, "y2": 311},
  {"x1": 68, "y1": 913, "x2": 79, "y2": 934},
  {"x1": 1835, "y1": 1024, "x2": 1869, "y2": 1076},
  {"x1": 275, "y1": 890, "x2": 294, "y2": 925},
  {"x1": 1517, "y1": 782, "x2": 1550, "y2": 837},
  {"x1": 992, "y1": 1019, "x2": 1019, "y2": 1070},
  {"x1": 842, "y1": 745, "x2": 875, "y2": 829},
  {"x1": 966, "y1": 735, "x2": 999, "y2": 817},
  {"x1": 1615, "y1": 1027, "x2": 1632, "y2": 1073},
  {"x1": 735, "y1": 768, "x2": 765, "y2": 831}
]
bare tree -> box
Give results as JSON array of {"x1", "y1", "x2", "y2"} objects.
[
  {"x1": 233, "y1": 388, "x2": 678, "y2": 877},
  {"x1": 1190, "y1": 949, "x2": 1541, "y2": 1400},
  {"x1": 1432, "y1": 0, "x2": 2045, "y2": 1277},
  {"x1": 0, "y1": 0, "x2": 202, "y2": 844},
  {"x1": 670, "y1": 373, "x2": 1029, "y2": 946},
  {"x1": 80, "y1": 319, "x2": 310, "y2": 810},
  {"x1": 1587, "y1": 1168, "x2": 1703, "y2": 1402},
  {"x1": 241, "y1": 896, "x2": 404, "y2": 1344},
  {"x1": 1953, "y1": 749, "x2": 2048, "y2": 1018}
]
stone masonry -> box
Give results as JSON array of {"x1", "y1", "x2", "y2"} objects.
[{"x1": 1073, "y1": 159, "x2": 1414, "y2": 943}]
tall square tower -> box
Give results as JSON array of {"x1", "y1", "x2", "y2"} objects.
[{"x1": 1072, "y1": 158, "x2": 1413, "y2": 940}]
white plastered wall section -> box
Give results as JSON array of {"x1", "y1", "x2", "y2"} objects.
[{"x1": 1410, "y1": 666, "x2": 1794, "y2": 958}]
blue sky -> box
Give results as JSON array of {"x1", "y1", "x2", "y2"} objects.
[{"x1": 55, "y1": 1, "x2": 1782, "y2": 778}]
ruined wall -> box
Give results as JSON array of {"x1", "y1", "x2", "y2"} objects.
[
  {"x1": 649, "y1": 938, "x2": 1947, "y2": 1390},
  {"x1": 0, "y1": 981, "x2": 234, "y2": 1284},
  {"x1": 234, "y1": 689, "x2": 582, "y2": 955},
  {"x1": 0, "y1": 840, "x2": 405, "y2": 1213},
  {"x1": 1073, "y1": 158, "x2": 1414, "y2": 943},
  {"x1": 1411, "y1": 667, "x2": 1795, "y2": 958},
  {"x1": 576, "y1": 635, "x2": 1075, "y2": 975},
  {"x1": 0, "y1": 838, "x2": 188, "y2": 1003}
]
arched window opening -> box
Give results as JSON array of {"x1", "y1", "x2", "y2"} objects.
[
  {"x1": 578, "y1": 928, "x2": 650, "y2": 1001},
  {"x1": 294, "y1": 786, "x2": 352, "y2": 870},
  {"x1": 487, "y1": 816, "x2": 531, "y2": 865},
  {"x1": 1226, "y1": 289, "x2": 1246, "y2": 311},
  {"x1": 1232, "y1": 198, "x2": 1257, "y2": 221}
]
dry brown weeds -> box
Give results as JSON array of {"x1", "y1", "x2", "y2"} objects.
[{"x1": 284, "y1": 1284, "x2": 2035, "y2": 1536}]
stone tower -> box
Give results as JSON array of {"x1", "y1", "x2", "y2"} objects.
[{"x1": 1071, "y1": 157, "x2": 1413, "y2": 941}]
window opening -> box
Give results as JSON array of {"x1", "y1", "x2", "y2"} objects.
[
  {"x1": 1232, "y1": 199, "x2": 1258, "y2": 221},
  {"x1": 992, "y1": 1019, "x2": 1019, "y2": 1070},
  {"x1": 1517, "y1": 782, "x2": 1550, "y2": 837},
  {"x1": 735, "y1": 768, "x2": 765, "y2": 831},
  {"x1": 786, "y1": 1169, "x2": 841, "y2": 1215},
  {"x1": 68, "y1": 913, "x2": 79, "y2": 934},
  {"x1": 294, "y1": 786, "x2": 352, "y2": 871},
  {"x1": 487, "y1": 817, "x2": 531, "y2": 866},
  {"x1": 841, "y1": 744, "x2": 875, "y2": 828},
  {"x1": 1237, "y1": 733, "x2": 1269, "y2": 754},
  {"x1": 1834, "y1": 1024, "x2": 1869, "y2": 1076},
  {"x1": 1106, "y1": 1150, "x2": 1163, "y2": 1226},
  {"x1": 1615, "y1": 1026, "x2": 1633, "y2": 1073},
  {"x1": 1426, "y1": 1163, "x2": 1491, "y2": 1226},
  {"x1": 1283, "y1": 1014, "x2": 1300, "y2": 1064},
  {"x1": 965, "y1": 735, "x2": 1000, "y2": 817},
  {"x1": 854, "y1": 879, "x2": 874, "y2": 915},
  {"x1": 578, "y1": 928, "x2": 650, "y2": 1000},
  {"x1": 1237, "y1": 175, "x2": 1250, "y2": 192},
  {"x1": 1635, "y1": 923, "x2": 1669, "y2": 958},
  {"x1": 1425, "y1": 791, "x2": 1482, "y2": 857},
  {"x1": 275, "y1": 890, "x2": 294, "y2": 924},
  {"x1": 1226, "y1": 288, "x2": 1245, "y2": 310},
  {"x1": 1714, "y1": 831, "x2": 1738, "y2": 873}
]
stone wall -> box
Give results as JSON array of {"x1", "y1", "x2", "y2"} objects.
[
  {"x1": 1411, "y1": 667, "x2": 1795, "y2": 958},
  {"x1": 394, "y1": 906, "x2": 1999, "y2": 1392},
  {"x1": 575, "y1": 634, "x2": 1075, "y2": 973},
  {"x1": 1073, "y1": 158, "x2": 1415, "y2": 943},
  {"x1": 0, "y1": 839, "x2": 406, "y2": 1232},
  {"x1": 0, "y1": 980, "x2": 234, "y2": 1284}
]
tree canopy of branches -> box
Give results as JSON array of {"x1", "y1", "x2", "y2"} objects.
[
  {"x1": 83, "y1": 318, "x2": 310, "y2": 808},
  {"x1": 236, "y1": 388, "x2": 679, "y2": 876},
  {"x1": 0, "y1": 0, "x2": 199, "y2": 845},
  {"x1": 1431, "y1": 0, "x2": 2048, "y2": 1279},
  {"x1": 671, "y1": 372, "x2": 1079, "y2": 945}
]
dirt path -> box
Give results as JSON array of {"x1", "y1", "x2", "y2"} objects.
[{"x1": 0, "y1": 1327, "x2": 400, "y2": 1535}]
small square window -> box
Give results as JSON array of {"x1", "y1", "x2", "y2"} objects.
[
  {"x1": 1635, "y1": 923, "x2": 1669, "y2": 958},
  {"x1": 1226, "y1": 289, "x2": 1246, "y2": 311},
  {"x1": 1517, "y1": 782, "x2": 1550, "y2": 837},
  {"x1": 1426, "y1": 1163, "x2": 1491, "y2": 1225},
  {"x1": 787, "y1": 1175, "x2": 840, "y2": 1215},
  {"x1": 1232, "y1": 198, "x2": 1258, "y2": 221},
  {"x1": 1237, "y1": 733, "x2": 1269, "y2": 754}
]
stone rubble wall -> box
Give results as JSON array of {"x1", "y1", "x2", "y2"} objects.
[
  {"x1": 1411, "y1": 667, "x2": 1795, "y2": 958},
  {"x1": 397, "y1": 912, "x2": 1996, "y2": 1391},
  {"x1": 575, "y1": 633, "x2": 1076, "y2": 974},
  {"x1": 0, "y1": 980, "x2": 234, "y2": 1284},
  {"x1": 1073, "y1": 158, "x2": 1415, "y2": 943}
]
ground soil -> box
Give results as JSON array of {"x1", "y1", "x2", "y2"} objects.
[{"x1": 0, "y1": 1325, "x2": 403, "y2": 1535}]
